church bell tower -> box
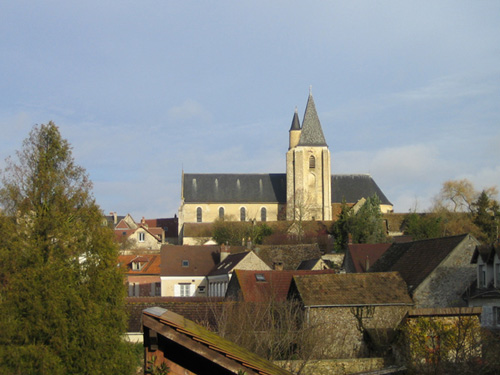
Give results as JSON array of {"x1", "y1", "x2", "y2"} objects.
[{"x1": 286, "y1": 91, "x2": 332, "y2": 221}]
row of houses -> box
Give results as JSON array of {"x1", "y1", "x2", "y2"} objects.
[{"x1": 135, "y1": 233, "x2": 496, "y2": 374}]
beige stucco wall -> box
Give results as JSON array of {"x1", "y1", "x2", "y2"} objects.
[
  {"x1": 133, "y1": 227, "x2": 161, "y2": 250},
  {"x1": 286, "y1": 146, "x2": 332, "y2": 221},
  {"x1": 160, "y1": 276, "x2": 207, "y2": 297},
  {"x1": 181, "y1": 202, "x2": 281, "y2": 224}
]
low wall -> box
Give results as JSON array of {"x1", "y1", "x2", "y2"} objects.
[{"x1": 276, "y1": 358, "x2": 386, "y2": 375}]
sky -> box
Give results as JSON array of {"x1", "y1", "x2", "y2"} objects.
[{"x1": 1, "y1": 1, "x2": 499, "y2": 219}]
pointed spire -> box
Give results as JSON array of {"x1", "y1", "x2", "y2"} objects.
[
  {"x1": 297, "y1": 91, "x2": 327, "y2": 147},
  {"x1": 289, "y1": 106, "x2": 301, "y2": 131}
]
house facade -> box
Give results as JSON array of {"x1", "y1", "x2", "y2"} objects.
[
  {"x1": 178, "y1": 92, "x2": 393, "y2": 243},
  {"x1": 118, "y1": 254, "x2": 162, "y2": 297},
  {"x1": 466, "y1": 243, "x2": 500, "y2": 328},
  {"x1": 369, "y1": 234, "x2": 480, "y2": 308},
  {"x1": 288, "y1": 272, "x2": 414, "y2": 358}
]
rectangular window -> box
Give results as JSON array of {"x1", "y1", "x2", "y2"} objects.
[
  {"x1": 479, "y1": 264, "x2": 486, "y2": 287},
  {"x1": 182, "y1": 260, "x2": 189, "y2": 267},
  {"x1": 179, "y1": 283, "x2": 191, "y2": 297},
  {"x1": 495, "y1": 263, "x2": 500, "y2": 288},
  {"x1": 138, "y1": 232, "x2": 145, "y2": 242}
]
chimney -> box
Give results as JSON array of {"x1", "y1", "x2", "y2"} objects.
[
  {"x1": 220, "y1": 244, "x2": 230, "y2": 262},
  {"x1": 109, "y1": 212, "x2": 117, "y2": 225}
]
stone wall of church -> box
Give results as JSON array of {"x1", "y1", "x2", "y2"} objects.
[{"x1": 181, "y1": 202, "x2": 282, "y2": 224}]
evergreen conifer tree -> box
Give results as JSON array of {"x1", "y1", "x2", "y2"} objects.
[{"x1": 0, "y1": 123, "x2": 135, "y2": 374}]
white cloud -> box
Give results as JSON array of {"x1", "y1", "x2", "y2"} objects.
[{"x1": 167, "y1": 100, "x2": 212, "y2": 123}]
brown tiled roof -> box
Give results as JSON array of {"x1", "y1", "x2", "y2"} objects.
[
  {"x1": 160, "y1": 245, "x2": 220, "y2": 277},
  {"x1": 369, "y1": 234, "x2": 471, "y2": 289},
  {"x1": 345, "y1": 243, "x2": 391, "y2": 273},
  {"x1": 143, "y1": 307, "x2": 293, "y2": 375},
  {"x1": 126, "y1": 297, "x2": 224, "y2": 332},
  {"x1": 118, "y1": 254, "x2": 161, "y2": 275},
  {"x1": 228, "y1": 269, "x2": 337, "y2": 302},
  {"x1": 291, "y1": 272, "x2": 413, "y2": 307}
]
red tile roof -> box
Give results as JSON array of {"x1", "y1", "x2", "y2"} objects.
[
  {"x1": 118, "y1": 254, "x2": 161, "y2": 275},
  {"x1": 346, "y1": 243, "x2": 391, "y2": 272},
  {"x1": 228, "y1": 269, "x2": 337, "y2": 302}
]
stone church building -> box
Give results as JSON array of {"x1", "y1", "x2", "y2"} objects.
[{"x1": 178, "y1": 92, "x2": 392, "y2": 242}]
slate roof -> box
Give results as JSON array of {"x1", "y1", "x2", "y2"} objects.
[
  {"x1": 344, "y1": 243, "x2": 392, "y2": 273},
  {"x1": 143, "y1": 307, "x2": 293, "y2": 375},
  {"x1": 182, "y1": 173, "x2": 391, "y2": 205},
  {"x1": 297, "y1": 93, "x2": 328, "y2": 147},
  {"x1": 227, "y1": 269, "x2": 337, "y2": 302},
  {"x1": 183, "y1": 173, "x2": 287, "y2": 203},
  {"x1": 289, "y1": 107, "x2": 301, "y2": 131},
  {"x1": 160, "y1": 245, "x2": 221, "y2": 277},
  {"x1": 207, "y1": 251, "x2": 250, "y2": 276},
  {"x1": 471, "y1": 243, "x2": 500, "y2": 264},
  {"x1": 290, "y1": 272, "x2": 413, "y2": 307},
  {"x1": 331, "y1": 174, "x2": 392, "y2": 205},
  {"x1": 368, "y1": 234, "x2": 471, "y2": 290},
  {"x1": 296, "y1": 258, "x2": 323, "y2": 270}
]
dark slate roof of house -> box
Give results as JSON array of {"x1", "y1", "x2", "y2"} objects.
[
  {"x1": 182, "y1": 173, "x2": 392, "y2": 205},
  {"x1": 345, "y1": 243, "x2": 392, "y2": 273},
  {"x1": 207, "y1": 251, "x2": 251, "y2": 276},
  {"x1": 118, "y1": 254, "x2": 161, "y2": 275},
  {"x1": 290, "y1": 272, "x2": 413, "y2": 307},
  {"x1": 471, "y1": 243, "x2": 500, "y2": 264},
  {"x1": 331, "y1": 174, "x2": 392, "y2": 205},
  {"x1": 296, "y1": 258, "x2": 322, "y2": 270},
  {"x1": 368, "y1": 234, "x2": 471, "y2": 290},
  {"x1": 297, "y1": 93, "x2": 327, "y2": 147},
  {"x1": 160, "y1": 245, "x2": 221, "y2": 277},
  {"x1": 143, "y1": 307, "x2": 293, "y2": 375},
  {"x1": 227, "y1": 269, "x2": 337, "y2": 302}
]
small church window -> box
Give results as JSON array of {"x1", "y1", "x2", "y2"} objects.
[
  {"x1": 240, "y1": 207, "x2": 246, "y2": 222},
  {"x1": 219, "y1": 207, "x2": 225, "y2": 219},
  {"x1": 309, "y1": 155, "x2": 316, "y2": 169},
  {"x1": 196, "y1": 207, "x2": 202, "y2": 223},
  {"x1": 261, "y1": 207, "x2": 267, "y2": 222}
]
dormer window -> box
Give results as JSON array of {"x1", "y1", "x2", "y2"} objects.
[{"x1": 131, "y1": 262, "x2": 144, "y2": 271}]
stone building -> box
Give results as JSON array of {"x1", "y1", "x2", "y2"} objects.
[{"x1": 178, "y1": 92, "x2": 392, "y2": 243}]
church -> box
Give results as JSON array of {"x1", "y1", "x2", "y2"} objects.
[{"x1": 178, "y1": 92, "x2": 392, "y2": 242}]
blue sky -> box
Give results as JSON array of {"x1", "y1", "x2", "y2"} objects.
[{"x1": 1, "y1": 1, "x2": 499, "y2": 219}]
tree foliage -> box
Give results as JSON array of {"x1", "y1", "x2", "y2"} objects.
[
  {"x1": 331, "y1": 195, "x2": 387, "y2": 251},
  {"x1": 429, "y1": 179, "x2": 500, "y2": 244},
  {"x1": 403, "y1": 213, "x2": 442, "y2": 240},
  {"x1": 212, "y1": 218, "x2": 272, "y2": 246},
  {"x1": 0, "y1": 123, "x2": 135, "y2": 374}
]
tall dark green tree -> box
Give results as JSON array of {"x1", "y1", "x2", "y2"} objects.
[
  {"x1": 473, "y1": 190, "x2": 500, "y2": 244},
  {"x1": 0, "y1": 123, "x2": 135, "y2": 374},
  {"x1": 331, "y1": 200, "x2": 351, "y2": 252},
  {"x1": 349, "y1": 194, "x2": 387, "y2": 244},
  {"x1": 403, "y1": 212, "x2": 442, "y2": 240}
]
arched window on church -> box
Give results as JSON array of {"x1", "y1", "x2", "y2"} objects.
[
  {"x1": 219, "y1": 207, "x2": 224, "y2": 220},
  {"x1": 261, "y1": 207, "x2": 267, "y2": 222},
  {"x1": 196, "y1": 207, "x2": 202, "y2": 223},
  {"x1": 309, "y1": 155, "x2": 316, "y2": 169},
  {"x1": 240, "y1": 207, "x2": 246, "y2": 222}
]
